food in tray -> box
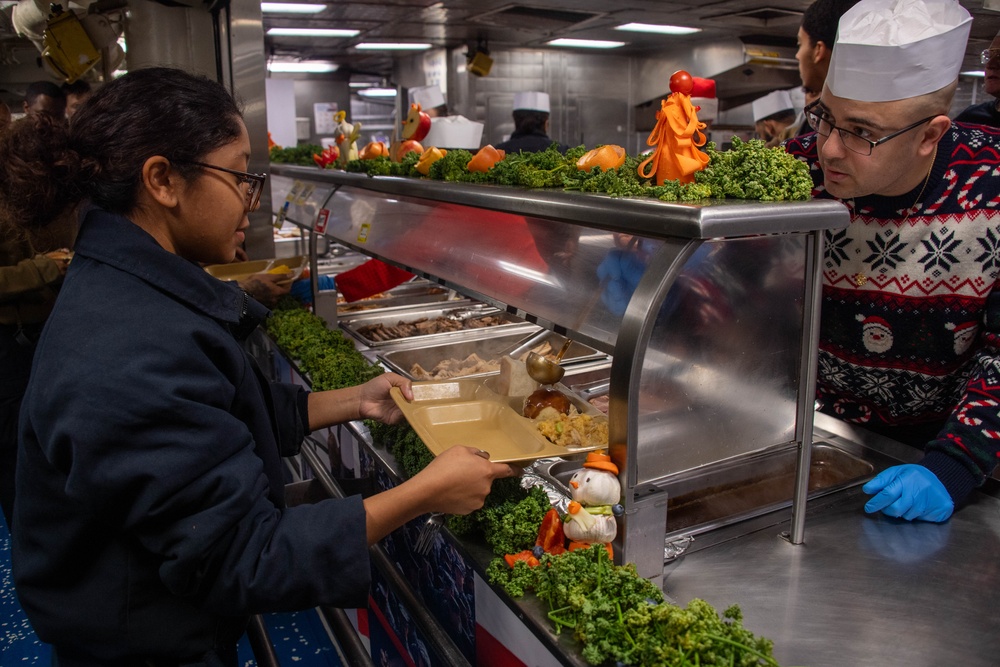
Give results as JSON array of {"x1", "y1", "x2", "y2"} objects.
[
  {"x1": 535, "y1": 412, "x2": 609, "y2": 448},
  {"x1": 411, "y1": 341, "x2": 555, "y2": 381},
  {"x1": 523, "y1": 387, "x2": 572, "y2": 420},
  {"x1": 356, "y1": 313, "x2": 507, "y2": 342},
  {"x1": 496, "y1": 355, "x2": 538, "y2": 395},
  {"x1": 587, "y1": 395, "x2": 610, "y2": 414}
]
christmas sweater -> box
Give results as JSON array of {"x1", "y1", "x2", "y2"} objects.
[{"x1": 784, "y1": 123, "x2": 1000, "y2": 504}]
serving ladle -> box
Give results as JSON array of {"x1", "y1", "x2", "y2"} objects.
[{"x1": 525, "y1": 338, "x2": 573, "y2": 385}]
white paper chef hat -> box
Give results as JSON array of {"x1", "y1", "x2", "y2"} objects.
[
  {"x1": 409, "y1": 85, "x2": 446, "y2": 109},
  {"x1": 753, "y1": 89, "x2": 795, "y2": 122},
  {"x1": 826, "y1": 0, "x2": 972, "y2": 102},
  {"x1": 513, "y1": 91, "x2": 550, "y2": 113},
  {"x1": 421, "y1": 115, "x2": 484, "y2": 150}
]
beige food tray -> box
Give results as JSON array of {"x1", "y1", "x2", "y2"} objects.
[
  {"x1": 390, "y1": 377, "x2": 607, "y2": 464},
  {"x1": 204, "y1": 255, "x2": 307, "y2": 284}
]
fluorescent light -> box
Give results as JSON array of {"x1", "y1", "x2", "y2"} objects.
[
  {"x1": 261, "y1": 3, "x2": 326, "y2": 13},
  {"x1": 266, "y1": 27, "x2": 359, "y2": 37},
  {"x1": 355, "y1": 42, "x2": 432, "y2": 51},
  {"x1": 615, "y1": 22, "x2": 700, "y2": 35},
  {"x1": 961, "y1": 70, "x2": 986, "y2": 78},
  {"x1": 546, "y1": 38, "x2": 625, "y2": 49},
  {"x1": 268, "y1": 61, "x2": 339, "y2": 73},
  {"x1": 357, "y1": 87, "x2": 397, "y2": 98},
  {"x1": 349, "y1": 82, "x2": 377, "y2": 88}
]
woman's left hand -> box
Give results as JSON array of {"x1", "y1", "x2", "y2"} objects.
[{"x1": 358, "y1": 373, "x2": 412, "y2": 424}]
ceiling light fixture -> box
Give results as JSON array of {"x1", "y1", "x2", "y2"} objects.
[
  {"x1": 546, "y1": 38, "x2": 625, "y2": 49},
  {"x1": 266, "y1": 27, "x2": 359, "y2": 37},
  {"x1": 261, "y1": 3, "x2": 326, "y2": 14},
  {"x1": 357, "y1": 87, "x2": 398, "y2": 97},
  {"x1": 355, "y1": 42, "x2": 432, "y2": 50},
  {"x1": 349, "y1": 82, "x2": 377, "y2": 88},
  {"x1": 961, "y1": 70, "x2": 985, "y2": 78},
  {"x1": 615, "y1": 22, "x2": 700, "y2": 35},
  {"x1": 267, "y1": 61, "x2": 339, "y2": 73}
]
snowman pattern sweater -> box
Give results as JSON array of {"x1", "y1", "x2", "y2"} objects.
[{"x1": 784, "y1": 123, "x2": 1000, "y2": 504}]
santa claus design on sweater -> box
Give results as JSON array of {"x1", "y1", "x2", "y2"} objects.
[
  {"x1": 857, "y1": 314, "x2": 893, "y2": 353},
  {"x1": 945, "y1": 321, "x2": 979, "y2": 356}
]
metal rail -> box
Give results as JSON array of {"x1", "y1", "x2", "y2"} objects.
[{"x1": 299, "y1": 438, "x2": 472, "y2": 667}]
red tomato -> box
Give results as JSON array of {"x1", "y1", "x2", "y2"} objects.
[{"x1": 669, "y1": 70, "x2": 694, "y2": 95}]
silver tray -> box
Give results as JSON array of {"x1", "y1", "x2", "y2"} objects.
[
  {"x1": 338, "y1": 282, "x2": 461, "y2": 313},
  {"x1": 340, "y1": 303, "x2": 534, "y2": 348},
  {"x1": 378, "y1": 329, "x2": 608, "y2": 381}
]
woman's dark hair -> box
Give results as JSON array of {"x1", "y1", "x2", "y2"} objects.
[
  {"x1": 512, "y1": 109, "x2": 549, "y2": 136},
  {"x1": 0, "y1": 113, "x2": 76, "y2": 232},
  {"x1": 1, "y1": 67, "x2": 244, "y2": 225},
  {"x1": 801, "y1": 0, "x2": 860, "y2": 49}
]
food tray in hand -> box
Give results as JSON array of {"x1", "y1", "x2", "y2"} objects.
[
  {"x1": 379, "y1": 329, "x2": 608, "y2": 381},
  {"x1": 340, "y1": 303, "x2": 533, "y2": 348},
  {"x1": 204, "y1": 255, "x2": 307, "y2": 284},
  {"x1": 389, "y1": 376, "x2": 607, "y2": 464}
]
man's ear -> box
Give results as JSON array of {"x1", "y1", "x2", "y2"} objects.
[
  {"x1": 141, "y1": 156, "x2": 180, "y2": 208},
  {"x1": 814, "y1": 40, "x2": 830, "y2": 65},
  {"x1": 920, "y1": 116, "x2": 952, "y2": 155}
]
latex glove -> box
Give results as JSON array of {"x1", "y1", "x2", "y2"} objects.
[{"x1": 862, "y1": 464, "x2": 954, "y2": 523}]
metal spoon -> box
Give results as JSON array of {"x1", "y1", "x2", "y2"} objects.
[{"x1": 525, "y1": 338, "x2": 573, "y2": 385}]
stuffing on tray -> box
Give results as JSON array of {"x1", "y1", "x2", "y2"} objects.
[{"x1": 535, "y1": 412, "x2": 609, "y2": 448}]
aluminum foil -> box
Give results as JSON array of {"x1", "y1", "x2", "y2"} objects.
[{"x1": 521, "y1": 461, "x2": 572, "y2": 514}]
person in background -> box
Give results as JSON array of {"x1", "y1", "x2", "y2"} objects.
[
  {"x1": 5, "y1": 67, "x2": 517, "y2": 665},
  {"x1": 954, "y1": 29, "x2": 1000, "y2": 126},
  {"x1": 0, "y1": 113, "x2": 77, "y2": 529},
  {"x1": 752, "y1": 89, "x2": 798, "y2": 147},
  {"x1": 0, "y1": 100, "x2": 11, "y2": 133},
  {"x1": 495, "y1": 91, "x2": 569, "y2": 154},
  {"x1": 794, "y1": 0, "x2": 862, "y2": 135},
  {"x1": 410, "y1": 84, "x2": 485, "y2": 152},
  {"x1": 784, "y1": 0, "x2": 1000, "y2": 523},
  {"x1": 62, "y1": 78, "x2": 92, "y2": 120},
  {"x1": 22, "y1": 80, "x2": 66, "y2": 119}
]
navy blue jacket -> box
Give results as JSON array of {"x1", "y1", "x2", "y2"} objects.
[
  {"x1": 13, "y1": 209, "x2": 370, "y2": 664},
  {"x1": 954, "y1": 100, "x2": 1000, "y2": 128}
]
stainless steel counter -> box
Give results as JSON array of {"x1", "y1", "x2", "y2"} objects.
[{"x1": 662, "y1": 417, "x2": 1000, "y2": 667}]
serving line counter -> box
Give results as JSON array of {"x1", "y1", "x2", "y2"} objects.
[{"x1": 264, "y1": 164, "x2": 1000, "y2": 666}]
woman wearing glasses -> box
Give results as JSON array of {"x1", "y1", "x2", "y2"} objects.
[
  {"x1": 954, "y1": 31, "x2": 1000, "y2": 127},
  {"x1": 784, "y1": 0, "x2": 1000, "y2": 524},
  {"x1": 1, "y1": 67, "x2": 517, "y2": 666}
]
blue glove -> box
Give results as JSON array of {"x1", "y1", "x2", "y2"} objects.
[
  {"x1": 290, "y1": 274, "x2": 335, "y2": 304},
  {"x1": 596, "y1": 250, "x2": 646, "y2": 316},
  {"x1": 862, "y1": 464, "x2": 954, "y2": 522}
]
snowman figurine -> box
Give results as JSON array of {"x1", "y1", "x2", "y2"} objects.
[{"x1": 563, "y1": 451, "x2": 624, "y2": 548}]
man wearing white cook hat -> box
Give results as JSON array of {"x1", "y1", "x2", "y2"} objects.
[
  {"x1": 784, "y1": 0, "x2": 1000, "y2": 523},
  {"x1": 408, "y1": 84, "x2": 485, "y2": 150},
  {"x1": 752, "y1": 89, "x2": 797, "y2": 147},
  {"x1": 494, "y1": 91, "x2": 569, "y2": 154}
]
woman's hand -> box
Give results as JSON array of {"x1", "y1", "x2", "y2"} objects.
[
  {"x1": 412, "y1": 446, "x2": 520, "y2": 515},
  {"x1": 363, "y1": 446, "x2": 521, "y2": 543},
  {"x1": 358, "y1": 373, "x2": 412, "y2": 424}
]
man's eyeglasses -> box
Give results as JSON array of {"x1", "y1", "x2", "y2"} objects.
[
  {"x1": 804, "y1": 101, "x2": 936, "y2": 156},
  {"x1": 981, "y1": 48, "x2": 1000, "y2": 65},
  {"x1": 180, "y1": 161, "x2": 267, "y2": 211}
]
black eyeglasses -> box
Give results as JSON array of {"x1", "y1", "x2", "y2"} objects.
[
  {"x1": 804, "y1": 101, "x2": 936, "y2": 156},
  {"x1": 981, "y1": 48, "x2": 1000, "y2": 65},
  {"x1": 180, "y1": 161, "x2": 267, "y2": 211}
]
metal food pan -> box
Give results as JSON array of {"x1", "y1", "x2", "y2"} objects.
[
  {"x1": 338, "y1": 282, "x2": 460, "y2": 313},
  {"x1": 340, "y1": 303, "x2": 533, "y2": 348},
  {"x1": 379, "y1": 329, "x2": 608, "y2": 381}
]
